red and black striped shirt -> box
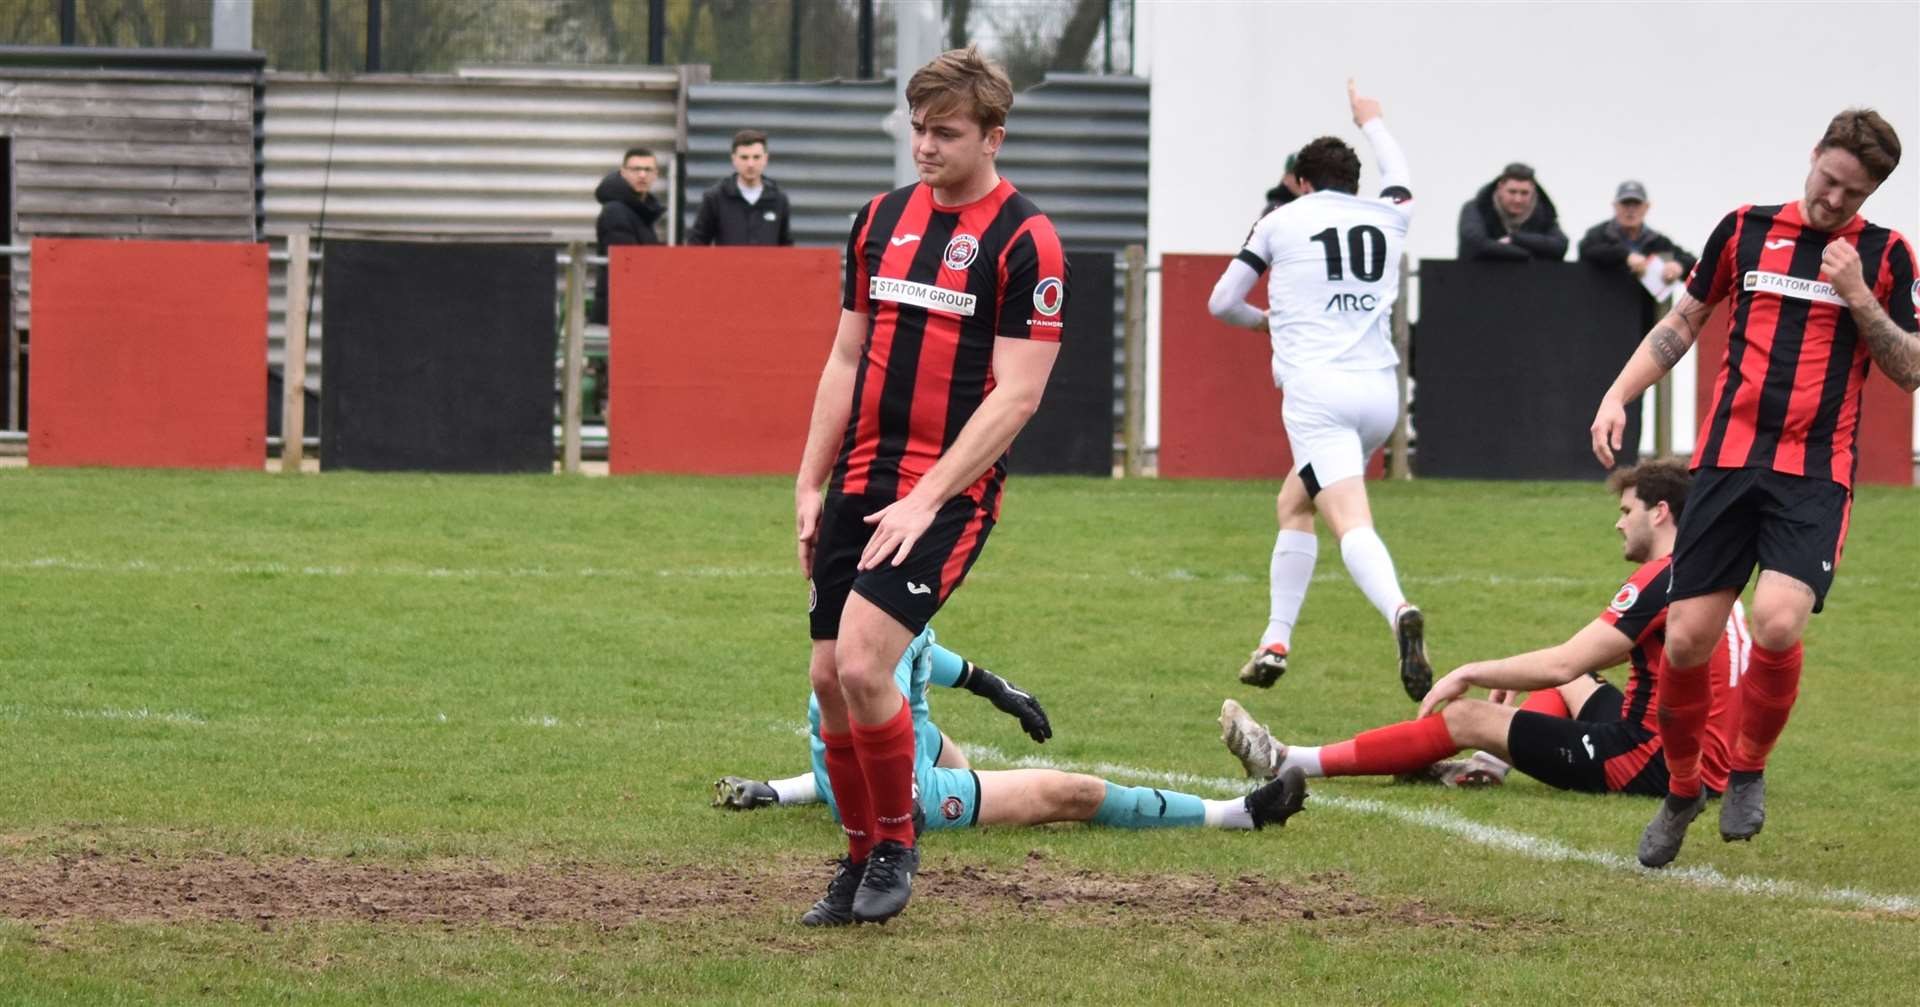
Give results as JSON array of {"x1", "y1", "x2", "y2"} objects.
[
  {"x1": 1687, "y1": 202, "x2": 1917, "y2": 488},
  {"x1": 1598, "y1": 556, "x2": 1746, "y2": 793},
  {"x1": 1599, "y1": 557, "x2": 1674, "y2": 736},
  {"x1": 831, "y1": 178, "x2": 1068, "y2": 509}
]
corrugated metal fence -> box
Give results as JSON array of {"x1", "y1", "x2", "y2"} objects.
[
  {"x1": 1, "y1": 65, "x2": 260, "y2": 331},
  {"x1": 685, "y1": 72, "x2": 1147, "y2": 251},
  {"x1": 258, "y1": 65, "x2": 687, "y2": 382},
  {"x1": 685, "y1": 73, "x2": 1148, "y2": 439}
]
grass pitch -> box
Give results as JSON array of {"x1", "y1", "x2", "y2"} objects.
[{"x1": 0, "y1": 469, "x2": 1915, "y2": 1004}]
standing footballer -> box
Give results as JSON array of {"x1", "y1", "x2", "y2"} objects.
[
  {"x1": 1591, "y1": 109, "x2": 1917, "y2": 868},
  {"x1": 1207, "y1": 80, "x2": 1433, "y2": 703},
  {"x1": 793, "y1": 46, "x2": 1068, "y2": 925}
]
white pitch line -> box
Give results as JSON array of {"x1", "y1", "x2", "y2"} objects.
[
  {"x1": 947, "y1": 741, "x2": 1917, "y2": 914},
  {"x1": 12, "y1": 555, "x2": 1875, "y2": 590}
]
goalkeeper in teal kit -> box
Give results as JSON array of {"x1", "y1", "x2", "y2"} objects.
[{"x1": 716, "y1": 630, "x2": 1308, "y2": 923}]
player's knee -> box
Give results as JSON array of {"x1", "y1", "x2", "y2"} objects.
[
  {"x1": 1758, "y1": 614, "x2": 1797, "y2": 653},
  {"x1": 1056, "y1": 774, "x2": 1106, "y2": 820},
  {"x1": 1748, "y1": 610, "x2": 1804, "y2": 651},
  {"x1": 806, "y1": 661, "x2": 840, "y2": 698},
  {"x1": 1440, "y1": 700, "x2": 1498, "y2": 748},
  {"x1": 1664, "y1": 634, "x2": 1708, "y2": 666},
  {"x1": 830, "y1": 644, "x2": 889, "y2": 696},
  {"x1": 1662, "y1": 617, "x2": 1720, "y2": 666}
]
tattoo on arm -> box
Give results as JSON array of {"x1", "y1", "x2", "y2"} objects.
[
  {"x1": 1642, "y1": 292, "x2": 1707, "y2": 372},
  {"x1": 1672, "y1": 292, "x2": 1710, "y2": 336},
  {"x1": 1853, "y1": 300, "x2": 1920, "y2": 391},
  {"x1": 1649, "y1": 323, "x2": 1689, "y2": 369}
]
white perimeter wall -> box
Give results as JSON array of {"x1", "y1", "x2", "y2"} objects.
[{"x1": 1136, "y1": 0, "x2": 1920, "y2": 457}]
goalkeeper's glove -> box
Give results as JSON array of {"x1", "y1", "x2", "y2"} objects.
[{"x1": 957, "y1": 661, "x2": 1051, "y2": 743}]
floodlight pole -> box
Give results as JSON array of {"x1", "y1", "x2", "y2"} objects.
[
  {"x1": 648, "y1": 0, "x2": 665, "y2": 64},
  {"x1": 365, "y1": 0, "x2": 382, "y2": 72},
  {"x1": 857, "y1": 0, "x2": 874, "y2": 79}
]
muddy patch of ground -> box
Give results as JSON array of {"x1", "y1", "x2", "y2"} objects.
[{"x1": 0, "y1": 850, "x2": 1495, "y2": 931}]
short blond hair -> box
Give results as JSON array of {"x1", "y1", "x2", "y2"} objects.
[{"x1": 905, "y1": 45, "x2": 1013, "y2": 134}]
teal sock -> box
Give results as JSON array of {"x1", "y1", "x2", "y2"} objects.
[
  {"x1": 1091, "y1": 782, "x2": 1206, "y2": 829},
  {"x1": 927, "y1": 644, "x2": 967, "y2": 689}
]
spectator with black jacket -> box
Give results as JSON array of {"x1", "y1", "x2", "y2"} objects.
[
  {"x1": 1458, "y1": 162, "x2": 1568, "y2": 261},
  {"x1": 1578, "y1": 180, "x2": 1698, "y2": 287},
  {"x1": 687, "y1": 129, "x2": 793, "y2": 247},
  {"x1": 591, "y1": 147, "x2": 665, "y2": 325}
]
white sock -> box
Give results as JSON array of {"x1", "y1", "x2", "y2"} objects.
[
  {"x1": 1262, "y1": 529, "x2": 1318, "y2": 649},
  {"x1": 1338, "y1": 526, "x2": 1408, "y2": 628},
  {"x1": 1202, "y1": 798, "x2": 1254, "y2": 829},
  {"x1": 1278, "y1": 745, "x2": 1325, "y2": 778},
  {"x1": 769, "y1": 773, "x2": 819, "y2": 806}
]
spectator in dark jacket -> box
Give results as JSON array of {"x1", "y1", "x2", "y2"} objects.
[
  {"x1": 592, "y1": 147, "x2": 665, "y2": 325},
  {"x1": 1578, "y1": 180, "x2": 1697, "y2": 287},
  {"x1": 686, "y1": 128, "x2": 793, "y2": 246},
  {"x1": 1259, "y1": 153, "x2": 1302, "y2": 219},
  {"x1": 1458, "y1": 162, "x2": 1568, "y2": 261}
]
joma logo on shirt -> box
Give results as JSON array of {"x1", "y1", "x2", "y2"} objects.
[{"x1": 1324, "y1": 292, "x2": 1379, "y2": 312}]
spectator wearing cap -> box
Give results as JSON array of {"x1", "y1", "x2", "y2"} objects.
[
  {"x1": 1260, "y1": 154, "x2": 1302, "y2": 218},
  {"x1": 1577, "y1": 180, "x2": 1697, "y2": 286},
  {"x1": 1458, "y1": 162, "x2": 1568, "y2": 261}
]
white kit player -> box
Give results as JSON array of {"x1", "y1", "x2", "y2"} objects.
[{"x1": 1207, "y1": 80, "x2": 1432, "y2": 703}]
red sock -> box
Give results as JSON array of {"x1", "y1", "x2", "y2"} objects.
[
  {"x1": 1657, "y1": 658, "x2": 1713, "y2": 798},
  {"x1": 1319, "y1": 715, "x2": 1459, "y2": 776},
  {"x1": 850, "y1": 698, "x2": 918, "y2": 846},
  {"x1": 1519, "y1": 688, "x2": 1571, "y2": 718},
  {"x1": 1732, "y1": 642, "x2": 1802, "y2": 773},
  {"x1": 820, "y1": 731, "x2": 876, "y2": 861}
]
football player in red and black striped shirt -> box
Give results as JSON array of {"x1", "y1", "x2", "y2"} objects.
[
  {"x1": 1591, "y1": 109, "x2": 1919, "y2": 868},
  {"x1": 792, "y1": 46, "x2": 1069, "y2": 926},
  {"x1": 1220, "y1": 461, "x2": 1750, "y2": 800}
]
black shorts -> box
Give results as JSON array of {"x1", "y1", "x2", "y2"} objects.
[
  {"x1": 1670, "y1": 466, "x2": 1852, "y2": 614},
  {"x1": 808, "y1": 492, "x2": 996, "y2": 639},
  {"x1": 1505, "y1": 683, "x2": 1668, "y2": 796}
]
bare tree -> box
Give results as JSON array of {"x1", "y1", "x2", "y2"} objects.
[
  {"x1": 1050, "y1": 0, "x2": 1104, "y2": 71},
  {"x1": 383, "y1": 0, "x2": 488, "y2": 73},
  {"x1": 947, "y1": 0, "x2": 972, "y2": 50},
  {"x1": 979, "y1": 0, "x2": 1109, "y2": 88}
]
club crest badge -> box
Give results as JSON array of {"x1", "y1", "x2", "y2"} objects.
[{"x1": 944, "y1": 233, "x2": 979, "y2": 271}]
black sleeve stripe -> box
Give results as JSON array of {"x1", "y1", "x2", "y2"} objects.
[
  {"x1": 1235, "y1": 248, "x2": 1269, "y2": 274},
  {"x1": 1380, "y1": 185, "x2": 1413, "y2": 203},
  {"x1": 1687, "y1": 209, "x2": 1740, "y2": 302}
]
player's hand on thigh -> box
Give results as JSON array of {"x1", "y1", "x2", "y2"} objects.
[
  {"x1": 859, "y1": 494, "x2": 939, "y2": 570},
  {"x1": 1419, "y1": 666, "x2": 1477, "y2": 718}
]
